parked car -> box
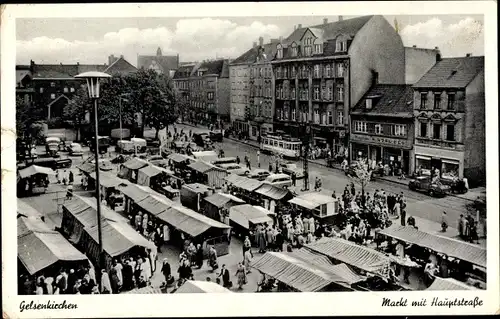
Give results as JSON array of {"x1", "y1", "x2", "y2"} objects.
[
  {"x1": 45, "y1": 136, "x2": 61, "y2": 157},
  {"x1": 220, "y1": 163, "x2": 250, "y2": 176},
  {"x1": 209, "y1": 130, "x2": 224, "y2": 142},
  {"x1": 247, "y1": 169, "x2": 271, "y2": 181},
  {"x1": 263, "y1": 173, "x2": 292, "y2": 188},
  {"x1": 192, "y1": 133, "x2": 210, "y2": 147},
  {"x1": 280, "y1": 162, "x2": 304, "y2": 179},
  {"x1": 67, "y1": 143, "x2": 84, "y2": 156},
  {"x1": 408, "y1": 176, "x2": 450, "y2": 197},
  {"x1": 439, "y1": 176, "x2": 468, "y2": 194}
]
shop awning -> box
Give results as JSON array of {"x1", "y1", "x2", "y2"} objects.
[
  {"x1": 62, "y1": 195, "x2": 123, "y2": 228},
  {"x1": 17, "y1": 199, "x2": 44, "y2": 220},
  {"x1": 229, "y1": 204, "x2": 273, "y2": 229},
  {"x1": 174, "y1": 280, "x2": 233, "y2": 293},
  {"x1": 136, "y1": 194, "x2": 174, "y2": 217},
  {"x1": 231, "y1": 176, "x2": 263, "y2": 192},
  {"x1": 118, "y1": 183, "x2": 155, "y2": 203},
  {"x1": 168, "y1": 153, "x2": 194, "y2": 163},
  {"x1": 415, "y1": 155, "x2": 431, "y2": 161},
  {"x1": 18, "y1": 165, "x2": 56, "y2": 179},
  {"x1": 251, "y1": 251, "x2": 359, "y2": 292},
  {"x1": 156, "y1": 203, "x2": 230, "y2": 238},
  {"x1": 188, "y1": 160, "x2": 220, "y2": 174},
  {"x1": 426, "y1": 277, "x2": 479, "y2": 291},
  {"x1": 288, "y1": 197, "x2": 318, "y2": 210},
  {"x1": 299, "y1": 192, "x2": 336, "y2": 206},
  {"x1": 224, "y1": 174, "x2": 244, "y2": 184},
  {"x1": 18, "y1": 215, "x2": 54, "y2": 237},
  {"x1": 304, "y1": 237, "x2": 392, "y2": 278},
  {"x1": 441, "y1": 159, "x2": 460, "y2": 165},
  {"x1": 138, "y1": 165, "x2": 164, "y2": 177},
  {"x1": 122, "y1": 158, "x2": 149, "y2": 170},
  {"x1": 18, "y1": 217, "x2": 88, "y2": 275},
  {"x1": 89, "y1": 171, "x2": 129, "y2": 189},
  {"x1": 204, "y1": 193, "x2": 245, "y2": 208},
  {"x1": 378, "y1": 225, "x2": 486, "y2": 268},
  {"x1": 85, "y1": 218, "x2": 156, "y2": 256},
  {"x1": 255, "y1": 184, "x2": 290, "y2": 200}
]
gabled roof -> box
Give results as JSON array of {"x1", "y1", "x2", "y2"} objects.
[
  {"x1": 138, "y1": 54, "x2": 179, "y2": 74},
  {"x1": 351, "y1": 84, "x2": 414, "y2": 117},
  {"x1": 16, "y1": 70, "x2": 32, "y2": 85},
  {"x1": 191, "y1": 59, "x2": 229, "y2": 78},
  {"x1": 413, "y1": 56, "x2": 484, "y2": 88},
  {"x1": 232, "y1": 42, "x2": 277, "y2": 66},
  {"x1": 47, "y1": 94, "x2": 70, "y2": 107},
  {"x1": 173, "y1": 64, "x2": 196, "y2": 79},
  {"x1": 104, "y1": 57, "x2": 138, "y2": 75}
]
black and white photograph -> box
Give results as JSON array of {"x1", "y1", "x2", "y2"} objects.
[{"x1": 2, "y1": 2, "x2": 498, "y2": 318}]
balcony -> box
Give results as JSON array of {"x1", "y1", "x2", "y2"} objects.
[{"x1": 415, "y1": 137, "x2": 464, "y2": 150}]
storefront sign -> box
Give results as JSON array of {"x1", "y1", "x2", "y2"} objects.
[{"x1": 351, "y1": 134, "x2": 411, "y2": 149}]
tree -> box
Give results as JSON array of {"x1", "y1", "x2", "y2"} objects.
[
  {"x1": 347, "y1": 161, "x2": 372, "y2": 208},
  {"x1": 16, "y1": 97, "x2": 44, "y2": 161},
  {"x1": 62, "y1": 87, "x2": 91, "y2": 141},
  {"x1": 97, "y1": 75, "x2": 136, "y2": 129}
]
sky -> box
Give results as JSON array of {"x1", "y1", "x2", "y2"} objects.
[{"x1": 16, "y1": 15, "x2": 484, "y2": 66}]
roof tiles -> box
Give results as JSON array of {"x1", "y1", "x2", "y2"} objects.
[
  {"x1": 352, "y1": 84, "x2": 414, "y2": 116},
  {"x1": 413, "y1": 56, "x2": 484, "y2": 88}
]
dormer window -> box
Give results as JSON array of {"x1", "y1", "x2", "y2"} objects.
[
  {"x1": 291, "y1": 43, "x2": 298, "y2": 57},
  {"x1": 277, "y1": 44, "x2": 283, "y2": 59},
  {"x1": 314, "y1": 44, "x2": 323, "y2": 54},
  {"x1": 365, "y1": 98, "x2": 372, "y2": 109},
  {"x1": 336, "y1": 39, "x2": 347, "y2": 52}
]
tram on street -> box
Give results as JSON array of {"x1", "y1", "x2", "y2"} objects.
[{"x1": 259, "y1": 133, "x2": 302, "y2": 159}]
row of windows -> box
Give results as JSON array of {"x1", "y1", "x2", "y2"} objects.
[
  {"x1": 262, "y1": 138, "x2": 302, "y2": 150},
  {"x1": 276, "y1": 39, "x2": 347, "y2": 59},
  {"x1": 420, "y1": 92, "x2": 457, "y2": 110},
  {"x1": 250, "y1": 67, "x2": 272, "y2": 79},
  {"x1": 419, "y1": 122, "x2": 455, "y2": 141},
  {"x1": 275, "y1": 63, "x2": 344, "y2": 79},
  {"x1": 275, "y1": 85, "x2": 344, "y2": 102},
  {"x1": 251, "y1": 85, "x2": 272, "y2": 98},
  {"x1": 277, "y1": 107, "x2": 344, "y2": 125},
  {"x1": 353, "y1": 121, "x2": 407, "y2": 137},
  {"x1": 40, "y1": 87, "x2": 76, "y2": 94}
]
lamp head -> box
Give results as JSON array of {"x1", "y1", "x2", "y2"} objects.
[{"x1": 75, "y1": 71, "x2": 112, "y2": 99}]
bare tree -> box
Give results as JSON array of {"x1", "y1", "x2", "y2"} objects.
[{"x1": 347, "y1": 161, "x2": 372, "y2": 208}]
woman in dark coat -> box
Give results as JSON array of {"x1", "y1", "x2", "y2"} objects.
[
  {"x1": 122, "y1": 260, "x2": 135, "y2": 291},
  {"x1": 161, "y1": 258, "x2": 172, "y2": 283},
  {"x1": 195, "y1": 244, "x2": 204, "y2": 269}
]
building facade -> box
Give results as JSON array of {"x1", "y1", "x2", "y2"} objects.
[
  {"x1": 271, "y1": 15, "x2": 405, "y2": 157},
  {"x1": 404, "y1": 46, "x2": 441, "y2": 84},
  {"x1": 350, "y1": 84, "x2": 415, "y2": 175},
  {"x1": 230, "y1": 37, "x2": 279, "y2": 140},
  {"x1": 174, "y1": 59, "x2": 230, "y2": 125},
  {"x1": 412, "y1": 55, "x2": 485, "y2": 187},
  {"x1": 137, "y1": 47, "x2": 179, "y2": 76},
  {"x1": 172, "y1": 64, "x2": 197, "y2": 122},
  {"x1": 16, "y1": 65, "x2": 35, "y2": 105}
]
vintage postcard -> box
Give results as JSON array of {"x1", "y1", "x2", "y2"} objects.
[{"x1": 1, "y1": 1, "x2": 499, "y2": 318}]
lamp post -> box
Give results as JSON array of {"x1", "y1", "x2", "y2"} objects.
[
  {"x1": 301, "y1": 122, "x2": 312, "y2": 191},
  {"x1": 75, "y1": 71, "x2": 112, "y2": 271}
]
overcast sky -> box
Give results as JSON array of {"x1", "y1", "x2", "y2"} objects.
[{"x1": 16, "y1": 15, "x2": 484, "y2": 66}]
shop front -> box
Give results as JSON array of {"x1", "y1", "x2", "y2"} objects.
[
  {"x1": 350, "y1": 133, "x2": 413, "y2": 174},
  {"x1": 413, "y1": 145, "x2": 463, "y2": 178}
]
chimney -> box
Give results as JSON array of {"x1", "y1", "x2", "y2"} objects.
[
  {"x1": 371, "y1": 70, "x2": 379, "y2": 86},
  {"x1": 435, "y1": 46, "x2": 442, "y2": 62},
  {"x1": 323, "y1": 18, "x2": 328, "y2": 25},
  {"x1": 298, "y1": 24, "x2": 302, "y2": 29},
  {"x1": 259, "y1": 36, "x2": 264, "y2": 46},
  {"x1": 120, "y1": 55, "x2": 124, "y2": 59},
  {"x1": 338, "y1": 16, "x2": 344, "y2": 21},
  {"x1": 466, "y1": 53, "x2": 472, "y2": 57},
  {"x1": 412, "y1": 45, "x2": 417, "y2": 48},
  {"x1": 253, "y1": 42, "x2": 257, "y2": 48},
  {"x1": 108, "y1": 54, "x2": 115, "y2": 65}
]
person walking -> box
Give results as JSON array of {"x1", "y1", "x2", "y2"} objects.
[
  {"x1": 235, "y1": 262, "x2": 247, "y2": 290},
  {"x1": 244, "y1": 249, "x2": 252, "y2": 274},
  {"x1": 256, "y1": 150, "x2": 261, "y2": 168},
  {"x1": 161, "y1": 258, "x2": 172, "y2": 285},
  {"x1": 441, "y1": 212, "x2": 448, "y2": 232},
  {"x1": 291, "y1": 173, "x2": 296, "y2": 187},
  {"x1": 218, "y1": 264, "x2": 231, "y2": 288},
  {"x1": 268, "y1": 162, "x2": 273, "y2": 173}
]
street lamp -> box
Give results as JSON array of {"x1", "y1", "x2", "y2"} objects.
[{"x1": 75, "y1": 71, "x2": 112, "y2": 271}]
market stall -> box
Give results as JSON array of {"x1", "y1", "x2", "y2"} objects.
[
  {"x1": 288, "y1": 192, "x2": 339, "y2": 223},
  {"x1": 229, "y1": 204, "x2": 274, "y2": 239},
  {"x1": 60, "y1": 195, "x2": 155, "y2": 272},
  {"x1": 254, "y1": 183, "x2": 293, "y2": 213},
  {"x1": 17, "y1": 199, "x2": 44, "y2": 220},
  {"x1": 18, "y1": 215, "x2": 89, "y2": 282},
  {"x1": 188, "y1": 160, "x2": 228, "y2": 188},
  {"x1": 202, "y1": 192, "x2": 245, "y2": 223},
  {"x1": 251, "y1": 250, "x2": 365, "y2": 292},
  {"x1": 224, "y1": 174, "x2": 263, "y2": 205},
  {"x1": 118, "y1": 157, "x2": 149, "y2": 183},
  {"x1": 173, "y1": 280, "x2": 233, "y2": 293},
  {"x1": 118, "y1": 183, "x2": 156, "y2": 216},
  {"x1": 180, "y1": 183, "x2": 214, "y2": 212},
  {"x1": 137, "y1": 164, "x2": 172, "y2": 188},
  {"x1": 17, "y1": 165, "x2": 54, "y2": 197},
  {"x1": 426, "y1": 277, "x2": 480, "y2": 291},
  {"x1": 88, "y1": 171, "x2": 129, "y2": 202}
]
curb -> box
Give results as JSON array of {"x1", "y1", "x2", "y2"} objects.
[{"x1": 180, "y1": 122, "x2": 478, "y2": 202}]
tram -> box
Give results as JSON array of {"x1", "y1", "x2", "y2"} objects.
[{"x1": 259, "y1": 133, "x2": 302, "y2": 159}]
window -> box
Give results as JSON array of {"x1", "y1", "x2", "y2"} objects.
[
  {"x1": 395, "y1": 124, "x2": 406, "y2": 136},
  {"x1": 434, "y1": 92, "x2": 442, "y2": 109},
  {"x1": 433, "y1": 123, "x2": 441, "y2": 139},
  {"x1": 283, "y1": 67, "x2": 288, "y2": 78},
  {"x1": 325, "y1": 65, "x2": 331, "y2": 77},
  {"x1": 328, "y1": 87, "x2": 333, "y2": 100},
  {"x1": 39, "y1": 87, "x2": 44, "y2": 93},
  {"x1": 291, "y1": 66, "x2": 296, "y2": 77},
  {"x1": 446, "y1": 124, "x2": 455, "y2": 141},
  {"x1": 447, "y1": 93, "x2": 455, "y2": 110},
  {"x1": 337, "y1": 85, "x2": 344, "y2": 102},
  {"x1": 420, "y1": 93, "x2": 428, "y2": 109},
  {"x1": 50, "y1": 82, "x2": 56, "y2": 87},
  {"x1": 277, "y1": 44, "x2": 283, "y2": 59},
  {"x1": 336, "y1": 40, "x2": 347, "y2": 52},
  {"x1": 291, "y1": 44, "x2": 298, "y2": 57},
  {"x1": 62, "y1": 87, "x2": 68, "y2": 93},
  {"x1": 337, "y1": 63, "x2": 344, "y2": 77},
  {"x1": 337, "y1": 111, "x2": 343, "y2": 125},
  {"x1": 420, "y1": 122, "x2": 427, "y2": 137},
  {"x1": 375, "y1": 124, "x2": 382, "y2": 135},
  {"x1": 314, "y1": 65, "x2": 320, "y2": 78},
  {"x1": 291, "y1": 87, "x2": 296, "y2": 99},
  {"x1": 207, "y1": 92, "x2": 214, "y2": 100},
  {"x1": 313, "y1": 87, "x2": 320, "y2": 100},
  {"x1": 304, "y1": 45, "x2": 312, "y2": 56},
  {"x1": 314, "y1": 109, "x2": 320, "y2": 123},
  {"x1": 291, "y1": 109, "x2": 296, "y2": 121},
  {"x1": 314, "y1": 44, "x2": 322, "y2": 54},
  {"x1": 50, "y1": 93, "x2": 56, "y2": 99},
  {"x1": 354, "y1": 121, "x2": 367, "y2": 132}
]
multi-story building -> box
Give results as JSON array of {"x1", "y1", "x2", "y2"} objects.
[
  {"x1": 173, "y1": 63, "x2": 197, "y2": 122},
  {"x1": 404, "y1": 45, "x2": 441, "y2": 84},
  {"x1": 230, "y1": 37, "x2": 278, "y2": 140},
  {"x1": 27, "y1": 55, "x2": 137, "y2": 122},
  {"x1": 137, "y1": 47, "x2": 179, "y2": 77},
  {"x1": 350, "y1": 84, "x2": 415, "y2": 174},
  {"x1": 174, "y1": 59, "x2": 230, "y2": 125},
  {"x1": 16, "y1": 65, "x2": 35, "y2": 105},
  {"x1": 271, "y1": 15, "x2": 405, "y2": 156},
  {"x1": 412, "y1": 55, "x2": 485, "y2": 187}
]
